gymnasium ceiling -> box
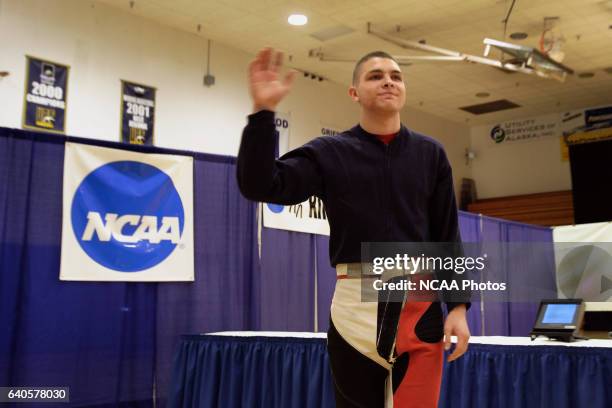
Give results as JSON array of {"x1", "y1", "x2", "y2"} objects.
[{"x1": 98, "y1": 0, "x2": 612, "y2": 125}]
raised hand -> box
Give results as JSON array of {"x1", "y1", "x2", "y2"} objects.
[{"x1": 248, "y1": 48, "x2": 297, "y2": 113}]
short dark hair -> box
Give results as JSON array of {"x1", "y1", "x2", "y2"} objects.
[{"x1": 352, "y1": 51, "x2": 398, "y2": 85}]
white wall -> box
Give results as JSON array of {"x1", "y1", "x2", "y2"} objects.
[
  {"x1": 470, "y1": 123, "x2": 572, "y2": 199},
  {"x1": 0, "y1": 0, "x2": 469, "y2": 194},
  {"x1": 0, "y1": 0, "x2": 361, "y2": 157}
]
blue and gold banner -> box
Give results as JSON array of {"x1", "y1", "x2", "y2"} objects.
[
  {"x1": 560, "y1": 105, "x2": 612, "y2": 160},
  {"x1": 22, "y1": 56, "x2": 69, "y2": 133},
  {"x1": 120, "y1": 80, "x2": 156, "y2": 145}
]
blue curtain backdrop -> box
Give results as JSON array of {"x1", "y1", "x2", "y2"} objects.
[
  {"x1": 457, "y1": 211, "x2": 484, "y2": 336},
  {"x1": 0, "y1": 128, "x2": 157, "y2": 406},
  {"x1": 502, "y1": 219, "x2": 556, "y2": 336},
  {"x1": 0, "y1": 127, "x2": 261, "y2": 407},
  {"x1": 259, "y1": 227, "x2": 315, "y2": 331},
  {"x1": 315, "y1": 235, "x2": 336, "y2": 333},
  {"x1": 476, "y1": 215, "x2": 555, "y2": 336},
  {"x1": 154, "y1": 154, "x2": 261, "y2": 407},
  {"x1": 1, "y1": 125, "x2": 557, "y2": 407}
]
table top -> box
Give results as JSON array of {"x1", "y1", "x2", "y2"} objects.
[{"x1": 205, "y1": 331, "x2": 612, "y2": 348}]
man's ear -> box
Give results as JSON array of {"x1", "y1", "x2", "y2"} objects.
[{"x1": 348, "y1": 86, "x2": 359, "y2": 103}]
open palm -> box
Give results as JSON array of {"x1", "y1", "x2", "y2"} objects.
[{"x1": 249, "y1": 48, "x2": 297, "y2": 112}]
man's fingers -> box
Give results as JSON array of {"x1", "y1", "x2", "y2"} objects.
[
  {"x1": 249, "y1": 48, "x2": 269, "y2": 76},
  {"x1": 261, "y1": 47, "x2": 273, "y2": 71},
  {"x1": 257, "y1": 48, "x2": 269, "y2": 65},
  {"x1": 443, "y1": 329, "x2": 451, "y2": 351},
  {"x1": 447, "y1": 345, "x2": 466, "y2": 362},
  {"x1": 282, "y1": 70, "x2": 297, "y2": 89},
  {"x1": 248, "y1": 58, "x2": 259, "y2": 78},
  {"x1": 447, "y1": 348, "x2": 459, "y2": 362},
  {"x1": 447, "y1": 335, "x2": 469, "y2": 362},
  {"x1": 272, "y1": 51, "x2": 283, "y2": 73}
]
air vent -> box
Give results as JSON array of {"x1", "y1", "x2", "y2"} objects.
[
  {"x1": 310, "y1": 25, "x2": 354, "y2": 41},
  {"x1": 460, "y1": 99, "x2": 521, "y2": 115}
]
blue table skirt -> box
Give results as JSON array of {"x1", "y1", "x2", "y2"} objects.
[
  {"x1": 169, "y1": 335, "x2": 612, "y2": 408},
  {"x1": 439, "y1": 343, "x2": 612, "y2": 408},
  {"x1": 169, "y1": 335, "x2": 335, "y2": 408}
]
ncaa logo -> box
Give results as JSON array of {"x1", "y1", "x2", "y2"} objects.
[{"x1": 71, "y1": 161, "x2": 184, "y2": 272}]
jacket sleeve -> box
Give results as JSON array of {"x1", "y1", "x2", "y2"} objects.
[
  {"x1": 237, "y1": 110, "x2": 324, "y2": 205},
  {"x1": 428, "y1": 147, "x2": 472, "y2": 314}
]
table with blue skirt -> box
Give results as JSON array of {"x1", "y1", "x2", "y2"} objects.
[{"x1": 168, "y1": 332, "x2": 612, "y2": 408}]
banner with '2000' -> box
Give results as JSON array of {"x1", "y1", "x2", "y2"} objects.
[
  {"x1": 23, "y1": 56, "x2": 69, "y2": 133},
  {"x1": 60, "y1": 143, "x2": 194, "y2": 281}
]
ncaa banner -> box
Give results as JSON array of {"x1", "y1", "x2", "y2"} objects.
[
  {"x1": 22, "y1": 56, "x2": 69, "y2": 134},
  {"x1": 263, "y1": 198, "x2": 330, "y2": 236},
  {"x1": 120, "y1": 80, "x2": 156, "y2": 145},
  {"x1": 60, "y1": 143, "x2": 194, "y2": 281}
]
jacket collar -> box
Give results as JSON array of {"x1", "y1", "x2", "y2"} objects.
[{"x1": 350, "y1": 123, "x2": 411, "y2": 147}]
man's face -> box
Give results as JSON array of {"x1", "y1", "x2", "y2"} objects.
[{"x1": 349, "y1": 57, "x2": 406, "y2": 113}]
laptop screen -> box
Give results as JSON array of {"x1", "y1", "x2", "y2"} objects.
[{"x1": 541, "y1": 304, "x2": 578, "y2": 324}]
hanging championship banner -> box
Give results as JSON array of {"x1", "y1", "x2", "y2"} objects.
[
  {"x1": 559, "y1": 105, "x2": 612, "y2": 161},
  {"x1": 60, "y1": 143, "x2": 194, "y2": 281},
  {"x1": 120, "y1": 80, "x2": 156, "y2": 145},
  {"x1": 22, "y1": 56, "x2": 69, "y2": 133}
]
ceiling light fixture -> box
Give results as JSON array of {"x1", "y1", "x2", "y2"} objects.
[
  {"x1": 311, "y1": 23, "x2": 573, "y2": 82},
  {"x1": 288, "y1": 14, "x2": 308, "y2": 26}
]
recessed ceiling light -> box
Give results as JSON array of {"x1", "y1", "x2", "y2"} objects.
[
  {"x1": 578, "y1": 72, "x2": 594, "y2": 78},
  {"x1": 288, "y1": 14, "x2": 308, "y2": 26},
  {"x1": 509, "y1": 32, "x2": 528, "y2": 40},
  {"x1": 475, "y1": 92, "x2": 490, "y2": 98}
]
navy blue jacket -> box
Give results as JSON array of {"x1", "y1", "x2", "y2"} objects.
[{"x1": 237, "y1": 110, "x2": 469, "y2": 311}]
